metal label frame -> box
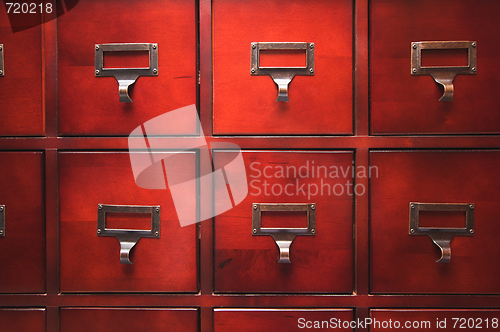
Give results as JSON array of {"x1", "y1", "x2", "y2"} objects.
[
  {"x1": 409, "y1": 202, "x2": 474, "y2": 263},
  {"x1": 411, "y1": 41, "x2": 477, "y2": 101},
  {"x1": 251, "y1": 42, "x2": 314, "y2": 75},
  {"x1": 250, "y1": 42, "x2": 315, "y2": 101},
  {"x1": 97, "y1": 204, "x2": 160, "y2": 264},
  {"x1": 252, "y1": 203, "x2": 316, "y2": 235},
  {"x1": 94, "y1": 43, "x2": 158, "y2": 102}
]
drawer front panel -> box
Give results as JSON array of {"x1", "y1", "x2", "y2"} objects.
[
  {"x1": 59, "y1": 151, "x2": 198, "y2": 292},
  {"x1": 370, "y1": 309, "x2": 500, "y2": 331},
  {"x1": 60, "y1": 308, "x2": 198, "y2": 332},
  {"x1": 214, "y1": 150, "x2": 354, "y2": 293},
  {"x1": 214, "y1": 309, "x2": 354, "y2": 332},
  {"x1": 370, "y1": 150, "x2": 500, "y2": 294},
  {"x1": 213, "y1": 0, "x2": 353, "y2": 135},
  {"x1": 58, "y1": 0, "x2": 197, "y2": 135},
  {"x1": 0, "y1": 152, "x2": 45, "y2": 293},
  {"x1": 370, "y1": 0, "x2": 500, "y2": 134},
  {"x1": 0, "y1": 11, "x2": 43, "y2": 136},
  {"x1": 0, "y1": 308, "x2": 46, "y2": 332}
]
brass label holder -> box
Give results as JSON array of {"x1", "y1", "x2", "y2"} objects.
[
  {"x1": 250, "y1": 42, "x2": 314, "y2": 102},
  {"x1": 409, "y1": 202, "x2": 474, "y2": 263},
  {"x1": 411, "y1": 41, "x2": 477, "y2": 101},
  {"x1": 95, "y1": 43, "x2": 158, "y2": 102},
  {"x1": 97, "y1": 204, "x2": 160, "y2": 264},
  {"x1": 252, "y1": 203, "x2": 316, "y2": 264},
  {"x1": 0, "y1": 205, "x2": 4, "y2": 237},
  {"x1": 0, "y1": 44, "x2": 4, "y2": 76}
]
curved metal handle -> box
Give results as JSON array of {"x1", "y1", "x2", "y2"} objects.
[
  {"x1": 409, "y1": 202, "x2": 474, "y2": 263},
  {"x1": 118, "y1": 79, "x2": 137, "y2": 103},
  {"x1": 97, "y1": 204, "x2": 160, "y2": 264},
  {"x1": 95, "y1": 43, "x2": 158, "y2": 103},
  {"x1": 433, "y1": 76, "x2": 455, "y2": 102},
  {"x1": 273, "y1": 78, "x2": 293, "y2": 102},
  {"x1": 411, "y1": 41, "x2": 476, "y2": 102},
  {"x1": 251, "y1": 42, "x2": 314, "y2": 102},
  {"x1": 119, "y1": 240, "x2": 138, "y2": 265},
  {"x1": 252, "y1": 203, "x2": 316, "y2": 264}
]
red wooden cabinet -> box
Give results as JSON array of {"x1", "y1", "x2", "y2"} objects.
[
  {"x1": 370, "y1": 150, "x2": 500, "y2": 294},
  {"x1": 0, "y1": 308, "x2": 46, "y2": 332},
  {"x1": 0, "y1": 152, "x2": 45, "y2": 294},
  {"x1": 214, "y1": 150, "x2": 353, "y2": 293},
  {"x1": 60, "y1": 308, "x2": 198, "y2": 332},
  {"x1": 59, "y1": 151, "x2": 198, "y2": 292},
  {"x1": 1, "y1": 1, "x2": 500, "y2": 331},
  {"x1": 57, "y1": 0, "x2": 197, "y2": 136},
  {"x1": 370, "y1": 0, "x2": 500, "y2": 134},
  {"x1": 0, "y1": 8, "x2": 44, "y2": 136},
  {"x1": 212, "y1": 0, "x2": 353, "y2": 135}
]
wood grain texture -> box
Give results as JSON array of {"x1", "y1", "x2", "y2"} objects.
[
  {"x1": 370, "y1": 150, "x2": 500, "y2": 294},
  {"x1": 0, "y1": 7, "x2": 44, "y2": 136},
  {"x1": 0, "y1": 308, "x2": 46, "y2": 332},
  {"x1": 60, "y1": 308, "x2": 198, "y2": 332},
  {"x1": 370, "y1": 0, "x2": 500, "y2": 134},
  {"x1": 213, "y1": 0, "x2": 353, "y2": 135},
  {"x1": 57, "y1": 0, "x2": 197, "y2": 135},
  {"x1": 59, "y1": 152, "x2": 198, "y2": 292},
  {"x1": 214, "y1": 151, "x2": 354, "y2": 293},
  {"x1": 0, "y1": 152, "x2": 45, "y2": 293}
]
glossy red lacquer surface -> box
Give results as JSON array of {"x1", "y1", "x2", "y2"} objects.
[
  {"x1": 59, "y1": 151, "x2": 198, "y2": 292},
  {"x1": 0, "y1": 7, "x2": 43, "y2": 136},
  {"x1": 0, "y1": 308, "x2": 46, "y2": 332},
  {"x1": 371, "y1": 0, "x2": 500, "y2": 134},
  {"x1": 0, "y1": 152, "x2": 45, "y2": 293},
  {"x1": 60, "y1": 308, "x2": 198, "y2": 332},
  {"x1": 370, "y1": 150, "x2": 500, "y2": 293},
  {"x1": 213, "y1": 0, "x2": 353, "y2": 135},
  {"x1": 214, "y1": 150, "x2": 353, "y2": 293},
  {"x1": 58, "y1": 0, "x2": 197, "y2": 135}
]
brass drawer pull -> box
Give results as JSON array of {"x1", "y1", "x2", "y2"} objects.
[
  {"x1": 94, "y1": 43, "x2": 158, "y2": 102},
  {"x1": 409, "y1": 202, "x2": 474, "y2": 263},
  {"x1": 0, "y1": 44, "x2": 4, "y2": 76},
  {"x1": 252, "y1": 203, "x2": 316, "y2": 264},
  {"x1": 411, "y1": 41, "x2": 477, "y2": 101},
  {"x1": 0, "y1": 205, "x2": 4, "y2": 237},
  {"x1": 250, "y1": 42, "x2": 314, "y2": 102},
  {"x1": 97, "y1": 204, "x2": 160, "y2": 264}
]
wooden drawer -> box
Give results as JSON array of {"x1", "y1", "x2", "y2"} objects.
[
  {"x1": 60, "y1": 308, "x2": 198, "y2": 332},
  {"x1": 59, "y1": 151, "x2": 198, "y2": 292},
  {"x1": 214, "y1": 150, "x2": 353, "y2": 293},
  {"x1": 0, "y1": 10, "x2": 43, "y2": 136},
  {"x1": 370, "y1": 309, "x2": 500, "y2": 331},
  {"x1": 0, "y1": 152, "x2": 45, "y2": 293},
  {"x1": 214, "y1": 308, "x2": 354, "y2": 331},
  {"x1": 370, "y1": 150, "x2": 500, "y2": 294},
  {"x1": 370, "y1": 0, "x2": 500, "y2": 134},
  {"x1": 1, "y1": 308, "x2": 45, "y2": 332},
  {"x1": 212, "y1": 0, "x2": 353, "y2": 135},
  {"x1": 58, "y1": 0, "x2": 197, "y2": 136}
]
